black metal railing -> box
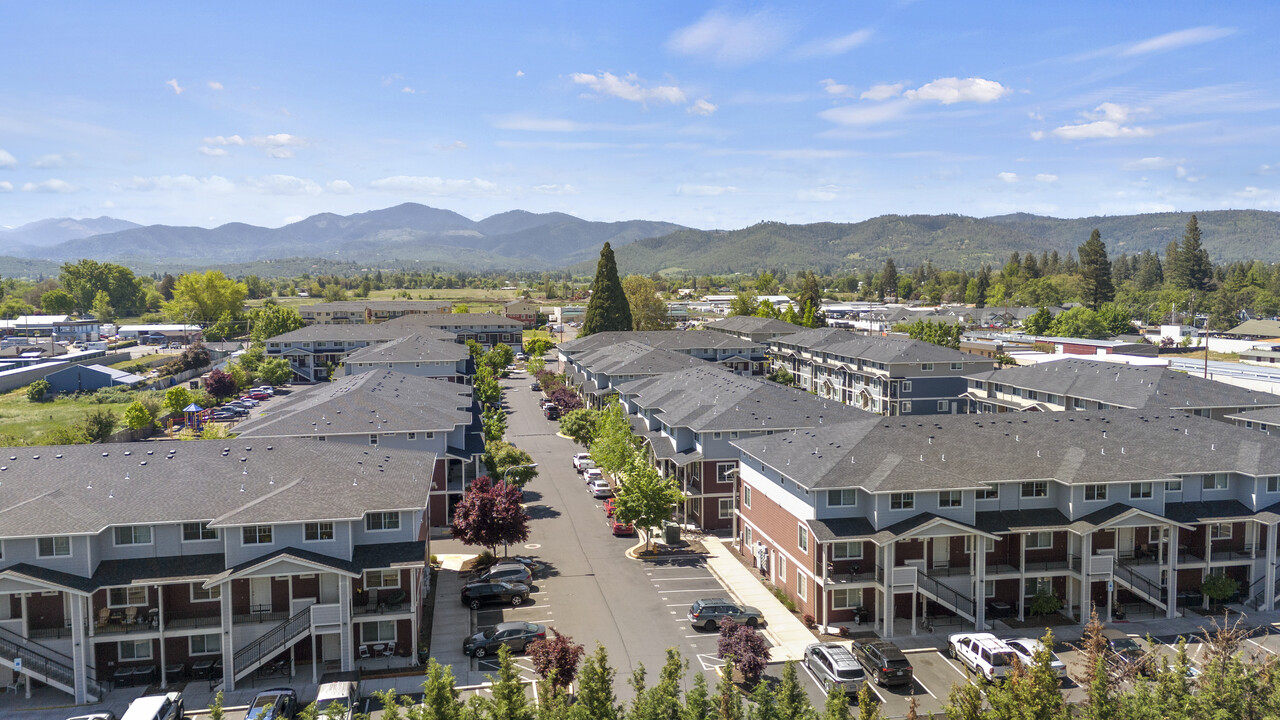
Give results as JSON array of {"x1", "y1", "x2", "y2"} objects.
[
  {"x1": 232, "y1": 604, "x2": 311, "y2": 680},
  {"x1": 0, "y1": 624, "x2": 103, "y2": 700},
  {"x1": 917, "y1": 570, "x2": 975, "y2": 620},
  {"x1": 1112, "y1": 562, "x2": 1167, "y2": 605}
]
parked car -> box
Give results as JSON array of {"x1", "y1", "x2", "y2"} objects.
[
  {"x1": 225, "y1": 401, "x2": 252, "y2": 412},
  {"x1": 464, "y1": 621, "x2": 547, "y2": 658},
  {"x1": 247, "y1": 391, "x2": 270, "y2": 401},
  {"x1": 253, "y1": 386, "x2": 276, "y2": 396},
  {"x1": 237, "y1": 397, "x2": 260, "y2": 406},
  {"x1": 516, "y1": 352, "x2": 528, "y2": 361},
  {"x1": 948, "y1": 633, "x2": 1017, "y2": 682},
  {"x1": 530, "y1": 382, "x2": 541, "y2": 391},
  {"x1": 687, "y1": 598, "x2": 763, "y2": 631},
  {"x1": 1102, "y1": 628, "x2": 1151, "y2": 676},
  {"x1": 805, "y1": 642, "x2": 866, "y2": 696},
  {"x1": 120, "y1": 692, "x2": 183, "y2": 720},
  {"x1": 477, "y1": 562, "x2": 534, "y2": 586},
  {"x1": 850, "y1": 639, "x2": 914, "y2": 687},
  {"x1": 603, "y1": 498, "x2": 616, "y2": 517},
  {"x1": 584, "y1": 468, "x2": 604, "y2": 484},
  {"x1": 222, "y1": 405, "x2": 249, "y2": 415},
  {"x1": 611, "y1": 519, "x2": 634, "y2": 535},
  {"x1": 572, "y1": 453, "x2": 593, "y2": 471},
  {"x1": 588, "y1": 479, "x2": 614, "y2": 498},
  {"x1": 243, "y1": 688, "x2": 298, "y2": 720},
  {"x1": 544, "y1": 405, "x2": 560, "y2": 420},
  {"x1": 212, "y1": 411, "x2": 239, "y2": 421},
  {"x1": 1004, "y1": 637, "x2": 1067, "y2": 681},
  {"x1": 461, "y1": 581, "x2": 530, "y2": 609},
  {"x1": 314, "y1": 681, "x2": 359, "y2": 720}
]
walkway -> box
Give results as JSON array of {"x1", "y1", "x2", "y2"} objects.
[
  {"x1": 428, "y1": 554, "x2": 478, "y2": 686},
  {"x1": 701, "y1": 537, "x2": 815, "y2": 661}
]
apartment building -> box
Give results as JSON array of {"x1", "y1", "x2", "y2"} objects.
[
  {"x1": 0, "y1": 439, "x2": 434, "y2": 703},
  {"x1": 768, "y1": 328, "x2": 995, "y2": 416},
  {"x1": 704, "y1": 316, "x2": 803, "y2": 344},
  {"x1": 342, "y1": 334, "x2": 472, "y2": 383},
  {"x1": 235, "y1": 369, "x2": 484, "y2": 526},
  {"x1": 731, "y1": 410, "x2": 1280, "y2": 639},
  {"x1": 964, "y1": 357, "x2": 1280, "y2": 421},
  {"x1": 615, "y1": 366, "x2": 864, "y2": 531},
  {"x1": 562, "y1": 340, "x2": 707, "y2": 408},
  {"x1": 503, "y1": 299, "x2": 540, "y2": 328},
  {"x1": 298, "y1": 301, "x2": 452, "y2": 325},
  {"x1": 558, "y1": 330, "x2": 768, "y2": 376}
]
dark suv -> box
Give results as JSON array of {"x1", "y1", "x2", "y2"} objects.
[
  {"x1": 461, "y1": 580, "x2": 529, "y2": 609},
  {"x1": 243, "y1": 688, "x2": 298, "y2": 720},
  {"x1": 687, "y1": 598, "x2": 763, "y2": 631},
  {"x1": 851, "y1": 639, "x2": 914, "y2": 687}
]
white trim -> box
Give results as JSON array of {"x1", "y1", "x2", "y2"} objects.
[
  {"x1": 364, "y1": 569, "x2": 400, "y2": 589},
  {"x1": 189, "y1": 633, "x2": 221, "y2": 656},
  {"x1": 303, "y1": 522, "x2": 336, "y2": 543},
  {"x1": 112, "y1": 525, "x2": 154, "y2": 547},
  {"x1": 107, "y1": 586, "x2": 148, "y2": 608},
  {"x1": 118, "y1": 638, "x2": 152, "y2": 661},
  {"x1": 365, "y1": 512, "x2": 401, "y2": 532},
  {"x1": 241, "y1": 525, "x2": 274, "y2": 546},
  {"x1": 190, "y1": 583, "x2": 221, "y2": 603},
  {"x1": 359, "y1": 619, "x2": 398, "y2": 643},
  {"x1": 739, "y1": 516, "x2": 817, "y2": 587},
  {"x1": 37, "y1": 535, "x2": 72, "y2": 558},
  {"x1": 797, "y1": 523, "x2": 809, "y2": 555},
  {"x1": 181, "y1": 522, "x2": 219, "y2": 543}
]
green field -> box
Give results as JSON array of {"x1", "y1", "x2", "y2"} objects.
[
  {"x1": 245, "y1": 287, "x2": 536, "y2": 313},
  {"x1": 0, "y1": 388, "x2": 163, "y2": 445}
]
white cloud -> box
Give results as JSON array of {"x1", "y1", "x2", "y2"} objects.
[
  {"x1": 531, "y1": 184, "x2": 579, "y2": 195},
  {"x1": 515, "y1": 70, "x2": 525, "y2": 77},
  {"x1": 818, "y1": 100, "x2": 910, "y2": 126},
  {"x1": 676, "y1": 184, "x2": 738, "y2": 196},
  {"x1": 0, "y1": 148, "x2": 16, "y2": 168},
  {"x1": 997, "y1": 172, "x2": 1019, "y2": 183},
  {"x1": 1035, "y1": 173, "x2": 1059, "y2": 183},
  {"x1": 798, "y1": 29, "x2": 873, "y2": 57},
  {"x1": 1123, "y1": 156, "x2": 1182, "y2": 170},
  {"x1": 905, "y1": 77, "x2": 1011, "y2": 104},
  {"x1": 667, "y1": 9, "x2": 791, "y2": 66},
  {"x1": 369, "y1": 175, "x2": 499, "y2": 195},
  {"x1": 434, "y1": 140, "x2": 467, "y2": 152},
  {"x1": 120, "y1": 174, "x2": 234, "y2": 193},
  {"x1": 860, "y1": 83, "x2": 903, "y2": 101},
  {"x1": 166, "y1": 79, "x2": 183, "y2": 95},
  {"x1": 1175, "y1": 166, "x2": 1204, "y2": 182},
  {"x1": 250, "y1": 133, "x2": 307, "y2": 159},
  {"x1": 1257, "y1": 163, "x2": 1277, "y2": 176},
  {"x1": 246, "y1": 174, "x2": 322, "y2": 196},
  {"x1": 687, "y1": 99, "x2": 717, "y2": 116},
  {"x1": 208, "y1": 81, "x2": 223, "y2": 90},
  {"x1": 1235, "y1": 187, "x2": 1278, "y2": 207},
  {"x1": 1030, "y1": 131, "x2": 1045, "y2": 141},
  {"x1": 820, "y1": 79, "x2": 852, "y2": 96},
  {"x1": 571, "y1": 72, "x2": 686, "y2": 105},
  {"x1": 21, "y1": 179, "x2": 77, "y2": 193},
  {"x1": 402, "y1": 87, "x2": 416, "y2": 94},
  {"x1": 1121, "y1": 26, "x2": 1235, "y2": 56},
  {"x1": 708, "y1": 147, "x2": 861, "y2": 159},
  {"x1": 0, "y1": 181, "x2": 12, "y2": 192},
  {"x1": 796, "y1": 185, "x2": 839, "y2": 202},
  {"x1": 327, "y1": 180, "x2": 354, "y2": 194},
  {"x1": 1052, "y1": 103, "x2": 1152, "y2": 140},
  {"x1": 381, "y1": 74, "x2": 403, "y2": 87},
  {"x1": 32, "y1": 153, "x2": 75, "y2": 168},
  {"x1": 203, "y1": 135, "x2": 245, "y2": 146},
  {"x1": 198, "y1": 146, "x2": 228, "y2": 157}
]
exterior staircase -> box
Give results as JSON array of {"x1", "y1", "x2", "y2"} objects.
[
  {"x1": 0, "y1": 625, "x2": 102, "y2": 701},
  {"x1": 231, "y1": 605, "x2": 313, "y2": 682},
  {"x1": 1112, "y1": 560, "x2": 1168, "y2": 611}
]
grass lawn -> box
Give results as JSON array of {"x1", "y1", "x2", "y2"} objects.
[
  {"x1": 0, "y1": 389, "x2": 161, "y2": 445},
  {"x1": 245, "y1": 288, "x2": 547, "y2": 313}
]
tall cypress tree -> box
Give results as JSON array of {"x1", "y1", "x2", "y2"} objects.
[
  {"x1": 580, "y1": 242, "x2": 632, "y2": 337},
  {"x1": 1180, "y1": 214, "x2": 1212, "y2": 291},
  {"x1": 1077, "y1": 229, "x2": 1115, "y2": 310}
]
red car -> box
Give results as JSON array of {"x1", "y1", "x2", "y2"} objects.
[
  {"x1": 611, "y1": 519, "x2": 634, "y2": 536},
  {"x1": 246, "y1": 391, "x2": 270, "y2": 401},
  {"x1": 603, "y1": 498, "x2": 615, "y2": 517}
]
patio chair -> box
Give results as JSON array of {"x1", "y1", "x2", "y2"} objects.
[
  {"x1": 96, "y1": 607, "x2": 110, "y2": 629},
  {"x1": 380, "y1": 641, "x2": 395, "y2": 657},
  {"x1": 358, "y1": 644, "x2": 370, "y2": 659},
  {"x1": 2, "y1": 679, "x2": 19, "y2": 694},
  {"x1": 124, "y1": 606, "x2": 137, "y2": 625},
  {"x1": 384, "y1": 590, "x2": 406, "y2": 610}
]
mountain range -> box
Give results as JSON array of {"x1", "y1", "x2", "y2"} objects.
[{"x1": 3, "y1": 205, "x2": 1279, "y2": 278}]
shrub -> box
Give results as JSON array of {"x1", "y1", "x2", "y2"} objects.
[
  {"x1": 26, "y1": 379, "x2": 50, "y2": 403},
  {"x1": 772, "y1": 587, "x2": 797, "y2": 612},
  {"x1": 1029, "y1": 591, "x2": 1063, "y2": 616},
  {"x1": 718, "y1": 619, "x2": 771, "y2": 686},
  {"x1": 91, "y1": 387, "x2": 133, "y2": 404},
  {"x1": 803, "y1": 614, "x2": 816, "y2": 628},
  {"x1": 471, "y1": 550, "x2": 498, "y2": 573}
]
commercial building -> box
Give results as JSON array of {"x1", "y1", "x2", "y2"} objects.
[{"x1": 298, "y1": 301, "x2": 452, "y2": 325}]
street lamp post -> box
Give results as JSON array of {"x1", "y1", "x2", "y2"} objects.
[{"x1": 503, "y1": 463, "x2": 539, "y2": 484}]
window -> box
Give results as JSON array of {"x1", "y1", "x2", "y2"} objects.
[
  {"x1": 901, "y1": 401, "x2": 912, "y2": 413},
  {"x1": 1025, "y1": 576, "x2": 1052, "y2": 596},
  {"x1": 832, "y1": 542, "x2": 863, "y2": 560},
  {"x1": 827, "y1": 489, "x2": 857, "y2": 507},
  {"x1": 1130, "y1": 482, "x2": 1153, "y2": 499},
  {"x1": 182, "y1": 522, "x2": 218, "y2": 542},
  {"x1": 1084, "y1": 485, "x2": 1108, "y2": 501},
  {"x1": 796, "y1": 569, "x2": 807, "y2": 599},
  {"x1": 191, "y1": 583, "x2": 220, "y2": 602},
  {"x1": 242, "y1": 525, "x2": 273, "y2": 545},
  {"x1": 119, "y1": 639, "x2": 151, "y2": 661},
  {"x1": 305, "y1": 522, "x2": 335, "y2": 542},
  {"x1": 365, "y1": 570, "x2": 399, "y2": 589},
  {"x1": 743, "y1": 486, "x2": 752, "y2": 509},
  {"x1": 37, "y1": 536, "x2": 70, "y2": 557},
  {"x1": 744, "y1": 527, "x2": 753, "y2": 547},
  {"x1": 920, "y1": 363, "x2": 934, "y2": 372},
  {"x1": 832, "y1": 589, "x2": 860, "y2": 609},
  {"x1": 1167, "y1": 479, "x2": 1183, "y2": 493},
  {"x1": 716, "y1": 463, "x2": 736, "y2": 483},
  {"x1": 719, "y1": 498, "x2": 734, "y2": 519},
  {"x1": 1021, "y1": 482, "x2": 1047, "y2": 498},
  {"x1": 951, "y1": 362, "x2": 964, "y2": 371},
  {"x1": 1211, "y1": 523, "x2": 1233, "y2": 540},
  {"x1": 1073, "y1": 398, "x2": 1087, "y2": 410},
  {"x1": 1025, "y1": 532, "x2": 1052, "y2": 550},
  {"x1": 361, "y1": 620, "x2": 396, "y2": 643},
  {"x1": 366, "y1": 512, "x2": 400, "y2": 531},
  {"x1": 984, "y1": 580, "x2": 995, "y2": 598},
  {"x1": 976, "y1": 485, "x2": 999, "y2": 500},
  {"x1": 369, "y1": 434, "x2": 378, "y2": 446},
  {"x1": 190, "y1": 634, "x2": 221, "y2": 656},
  {"x1": 798, "y1": 525, "x2": 809, "y2": 554},
  {"x1": 965, "y1": 536, "x2": 996, "y2": 553},
  {"x1": 1269, "y1": 477, "x2": 1280, "y2": 493},
  {"x1": 901, "y1": 381, "x2": 913, "y2": 393},
  {"x1": 938, "y1": 491, "x2": 962, "y2": 508},
  {"x1": 407, "y1": 432, "x2": 417, "y2": 440},
  {"x1": 108, "y1": 586, "x2": 147, "y2": 607},
  {"x1": 937, "y1": 400, "x2": 950, "y2": 412},
  {"x1": 1203, "y1": 473, "x2": 1229, "y2": 490},
  {"x1": 113, "y1": 526, "x2": 152, "y2": 546},
  {"x1": 890, "y1": 493, "x2": 915, "y2": 510}
]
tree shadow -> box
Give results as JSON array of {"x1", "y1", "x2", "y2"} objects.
[{"x1": 526, "y1": 504, "x2": 561, "y2": 521}]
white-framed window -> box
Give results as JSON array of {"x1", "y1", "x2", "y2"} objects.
[
  {"x1": 718, "y1": 498, "x2": 734, "y2": 519},
  {"x1": 190, "y1": 583, "x2": 220, "y2": 602},
  {"x1": 366, "y1": 512, "x2": 400, "y2": 531},
  {"x1": 1130, "y1": 482, "x2": 1152, "y2": 499},
  {"x1": 890, "y1": 493, "x2": 915, "y2": 510},
  {"x1": 189, "y1": 634, "x2": 221, "y2": 656},
  {"x1": 242, "y1": 525, "x2": 273, "y2": 545},
  {"x1": 796, "y1": 569, "x2": 807, "y2": 600},
  {"x1": 37, "y1": 536, "x2": 71, "y2": 557},
  {"x1": 901, "y1": 401, "x2": 912, "y2": 413},
  {"x1": 182, "y1": 522, "x2": 218, "y2": 542},
  {"x1": 1025, "y1": 531, "x2": 1052, "y2": 550},
  {"x1": 832, "y1": 542, "x2": 863, "y2": 560},
  {"x1": 1084, "y1": 484, "x2": 1107, "y2": 501},
  {"x1": 369, "y1": 434, "x2": 378, "y2": 446},
  {"x1": 744, "y1": 526, "x2": 753, "y2": 547},
  {"x1": 1268, "y1": 477, "x2": 1280, "y2": 493},
  {"x1": 1021, "y1": 481, "x2": 1047, "y2": 498},
  {"x1": 1211, "y1": 523, "x2": 1233, "y2": 540},
  {"x1": 305, "y1": 522, "x2": 335, "y2": 542},
  {"x1": 119, "y1": 639, "x2": 151, "y2": 661},
  {"x1": 407, "y1": 432, "x2": 417, "y2": 440},
  {"x1": 1203, "y1": 473, "x2": 1229, "y2": 490},
  {"x1": 361, "y1": 620, "x2": 397, "y2": 643},
  {"x1": 937, "y1": 400, "x2": 949, "y2": 412},
  {"x1": 938, "y1": 491, "x2": 962, "y2": 508},
  {"x1": 1073, "y1": 397, "x2": 1087, "y2": 410},
  {"x1": 976, "y1": 485, "x2": 999, "y2": 500},
  {"x1": 827, "y1": 489, "x2": 857, "y2": 507},
  {"x1": 113, "y1": 526, "x2": 152, "y2": 546},
  {"x1": 365, "y1": 570, "x2": 399, "y2": 589},
  {"x1": 108, "y1": 586, "x2": 147, "y2": 607},
  {"x1": 984, "y1": 580, "x2": 996, "y2": 598},
  {"x1": 798, "y1": 524, "x2": 809, "y2": 554},
  {"x1": 1025, "y1": 576, "x2": 1052, "y2": 596},
  {"x1": 965, "y1": 536, "x2": 996, "y2": 553},
  {"x1": 832, "y1": 588, "x2": 860, "y2": 609},
  {"x1": 902, "y1": 381, "x2": 912, "y2": 392},
  {"x1": 713, "y1": 432, "x2": 722, "y2": 440},
  {"x1": 951, "y1": 362, "x2": 964, "y2": 371},
  {"x1": 716, "y1": 463, "x2": 736, "y2": 483},
  {"x1": 1167, "y1": 479, "x2": 1183, "y2": 493},
  {"x1": 743, "y1": 486, "x2": 752, "y2": 509},
  {"x1": 920, "y1": 363, "x2": 933, "y2": 372}
]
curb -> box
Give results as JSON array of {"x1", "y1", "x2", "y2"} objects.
[
  {"x1": 624, "y1": 530, "x2": 650, "y2": 559},
  {"x1": 703, "y1": 556, "x2": 786, "y2": 651}
]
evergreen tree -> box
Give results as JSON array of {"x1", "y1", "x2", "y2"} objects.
[
  {"x1": 681, "y1": 672, "x2": 712, "y2": 720},
  {"x1": 581, "y1": 243, "x2": 632, "y2": 337},
  {"x1": 714, "y1": 665, "x2": 742, "y2": 720},
  {"x1": 575, "y1": 645, "x2": 620, "y2": 720},
  {"x1": 1022, "y1": 252, "x2": 1041, "y2": 279},
  {"x1": 1175, "y1": 214, "x2": 1213, "y2": 291},
  {"x1": 878, "y1": 259, "x2": 898, "y2": 301},
  {"x1": 1023, "y1": 307, "x2": 1053, "y2": 335},
  {"x1": 797, "y1": 271, "x2": 822, "y2": 316},
  {"x1": 974, "y1": 266, "x2": 991, "y2": 308},
  {"x1": 484, "y1": 645, "x2": 535, "y2": 720},
  {"x1": 775, "y1": 661, "x2": 815, "y2": 720},
  {"x1": 749, "y1": 681, "x2": 778, "y2": 720},
  {"x1": 1077, "y1": 229, "x2": 1115, "y2": 310},
  {"x1": 1134, "y1": 250, "x2": 1164, "y2": 291},
  {"x1": 419, "y1": 659, "x2": 465, "y2": 720}
]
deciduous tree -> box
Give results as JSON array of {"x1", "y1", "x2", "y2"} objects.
[
  {"x1": 612, "y1": 455, "x2": 684, "y2": 551},
  {"x1": 249, "y1": 304, "x2": 305, "y2": 343},
  {"x1": 451, "y1": 476, "x2": 530, "y2": 554},
  {"x1": 558, "y1": 408, "x2": 599, "y2": 446},
  {"x1": 623, "y1": 275, "x2": 672, "y2": 331},
  {"x1": 717, "y1": 619, "x2": 770, "y2": 686},
  {"x1": 257, "y1": 358, "x2": 294, "y2": 386},
  {"x1": 27, "y1": 379, "x2": 50, "y2": 403},
  {"x1": 40, "y1": 289, "x2": 74, "y2": 315},
  {"x1": 164, "y1": 270, "x2": 248, "y2": 325},
  {"x1": 590, "y1": 399, "x2": 639, "y2": 475},
  {"x1": 528, "y1": 630, "x2": 585, "y2": 692},
  {"x1": 123, "y1": 401, "x2": 154, "y2": 431},
  {"x1": 205, "y1": 368, "x2": 237, "y2": 399},
  {"x1": 581, "y1": 243, "x2": 632, "y2": 337}
]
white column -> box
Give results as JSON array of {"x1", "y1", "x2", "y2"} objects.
[
  {"x1": 1018, "y1": 532, "x2": 1028, "y2": 622},
  {"x1": 339, "y1": 579, "x2": 354, "y2": 672},
  {"x1": 157, "y1": 587, "x2": 167, "y2": 689},
  {"x1": 411, "y1": 569, "x2": 421, "y2": 666},
  {"x1": 975, "y1": 535, "x2": 987, "y2": 630},
  {"x1": 1267, "y1": 523, "x2": 1278, "y2": 611},
  {"x1": 1204, "y1": 525, "x2": 1213, "y2": 609},
  {"x1": 311, "y1": 634, "x2": 319, "y2": 684},
  {"x1": 883, "y1": 541, "x2": 896, "y2": 638},
  {"x1": 1166, "y1": 526, "x2": 1180, "y2": 619},
  {"x1": 820, "y1": 546, "x2": 829, "y2": 633},
  {"x1": 1079, "y1": 532, "x2": 1092, "y2": 622},
  {"x1": 220, "y1": 584, "x2": 235, "y2": 692},
  {"x1": 70, "y1": 594, "x2": 87, "y2": 704}
]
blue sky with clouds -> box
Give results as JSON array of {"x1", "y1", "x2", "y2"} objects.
[{"x1": 1, "y1": 1, "x2": 1277, "y2": 230}]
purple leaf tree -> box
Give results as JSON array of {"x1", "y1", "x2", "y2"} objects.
[{"x1": 451, "y1": 476, "x2": 530, "y2": 555}]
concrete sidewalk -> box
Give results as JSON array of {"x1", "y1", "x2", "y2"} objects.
[
  {"x1": 701, "y1": 537, "x2": 816, "y2": 662},
  {"x1": 429, "y1": 554, "x2": 478, "y2": 686}
]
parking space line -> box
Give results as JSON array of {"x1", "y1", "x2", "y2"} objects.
[
  {"x1": 655, "y1": 587, "x2": 724, "y2": 592},
  {"x1": 653, "y1": 577, "x2": 719, "y2": 581},
  {"x1": 1246, "y1": 637, "x2": 1277, "y2": 655},
  {"x1": 940, "y1": 655, "x2": 972, "y2": 683},
  {"x1": 913, "y1": 675, "x2": 937, "y2": 698}
]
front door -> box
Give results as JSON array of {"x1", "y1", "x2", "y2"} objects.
[
  {"x1": 250, "y1": 577, "x2": 272, "y2": 612},
  {"x1": 932, "y1": 538, "x2": 950, "y2": 570},
  {"x1": 1118, "y1": 528, "x2": 1135, "y2": 558}
]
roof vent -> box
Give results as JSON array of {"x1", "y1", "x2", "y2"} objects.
[
  {"x1": 55, "y1": 454, "x2": 62, "y2": 459},
  {"x1": 32, "y1": 455, "x2": 38, "y2": 460},
  {"x1": 101, "y1": 452, "x2": 108, "y2": 457},
  {"x1": 140, "y1": 460, "x2": 147, "y2": 465},
  {"x1": 147, "y1": 450, "x2": 153, "y2": 455},
  {"x1": 124, "y1": 451, "x2": 131, "y2": 456}
]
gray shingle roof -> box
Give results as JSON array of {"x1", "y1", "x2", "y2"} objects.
[
  {"x1": 770, "y1": 327, "x2": 985, "y2": 364},
  {"x1": 267, "y1": 321, "x2": 457, "y2": 345},
  {"x1": 235, "y1": 370, "x2": 473, "y2": 438},
  {"x1": 1225, "y1": 407, "x2": 1280, "y2": 425},
  {"x1": 966, "y1": 358, "x2": 1280, "y2": 410},
  {"x1": 572, "y1": 341, "x2": 707, "y2": 378},
  {"x1": 91, "y1": 554, "x2": 229, "y2": 588},
  {"x1": 342, "y1": 333, "x2": 470, "y2": 364},
  {"x1": 733, "y1": 409, "x2": 1280, "y2": 494},
  {"x1": 301, "y1": 300, "x2": 453, "y2": 314},
  {"x1": 389, "y1": 313, "x2": 522, "y2": 329},
  {"x1": 559, "y1": 330, "x2": 762, "y2": 356},
  {"x1": 704, "y1": 316, "x2": 803, "y2": 336},
  {"x1": 0, "y1": 438, "x2": 435, "y2": 537}
]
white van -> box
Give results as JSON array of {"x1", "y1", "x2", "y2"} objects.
[
  {"x1": 120, "y1": 692, "x2": 183, "y2": 720},
  {"x1": 314, "y1": 681, "x2": 359, "y2": 720}
]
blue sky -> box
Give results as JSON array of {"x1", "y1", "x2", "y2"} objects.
[{"x1": 1, "y1": 1, "x2": 1277, "y2": 231}]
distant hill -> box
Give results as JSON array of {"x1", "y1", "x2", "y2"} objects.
[
  {"x1": 0, "y1": 216, "x2": 142, "y2": 248},
  {"x1": 599, "y1": 210, "x2": 1280, "y2": 275},
  {"x1": 0, "y1": 203, "x2": 687, "y2": 270}
]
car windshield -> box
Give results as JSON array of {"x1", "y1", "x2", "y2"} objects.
[
  {"x1": 244, "y1": 699, "x2": 278, "y2": 720},
  {"x1": 990, "y1": 651, "x2": 1015, "y2": 667},
  {"x1": 836, "y1": 665, "x2": 865, "y2": 680},
  {"x1": 481, "y1": 628, "x2": 498, "y2": 639},
  {"x1": 1112, "y1": 638, "x2": 1141, "y2": 652}
]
